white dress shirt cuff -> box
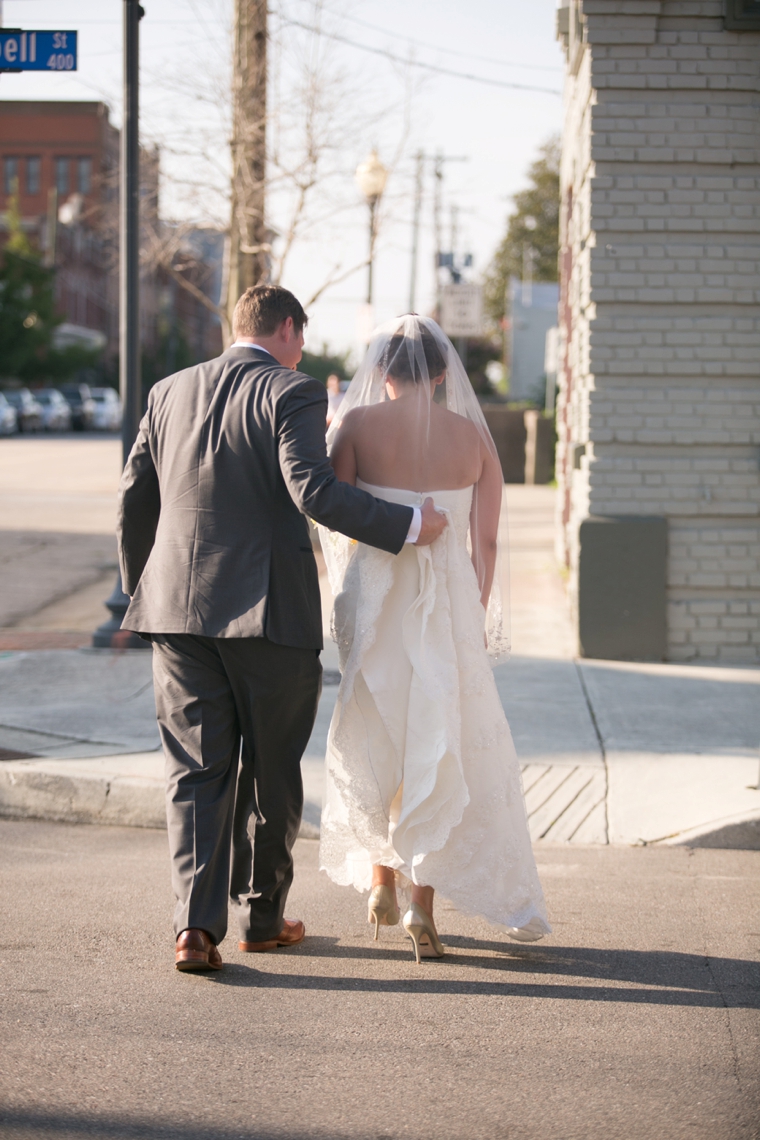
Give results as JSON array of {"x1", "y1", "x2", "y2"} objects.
[{"x1": 405, "y1": 506, "x2": 422, "y2": 544}]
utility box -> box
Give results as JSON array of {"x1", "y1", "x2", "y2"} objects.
[
  {"x1": 481, "y1": 405, "x2": 527, "y2": 483},
  {"x1": 524, "y1": 411, "x2": 554, "y2": 485},
  {"x1": 578, "y1": 516, "x2": 667, "y2": 661},
  {"x1": 509, "y1": 279, "x2": 560, "y2": 403}
]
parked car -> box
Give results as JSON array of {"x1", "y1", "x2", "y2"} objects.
[
  {"x1": 60, "y1": 383, "x2": 96, "y2": 431},
  {"x1": 90, "y1": 387, "x2": 123, "y2": 431},
  {"x1": 0, "y1": 393, "x2": 18, "y2": 436},
  {"x1": 34, "y1": 388, "x2": 72, "y2": 432},
  {"x1": 4, "y1": 388, "x2": 43, "y2": 432}
]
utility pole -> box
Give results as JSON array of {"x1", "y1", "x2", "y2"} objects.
[
  {"x1": 431, "y1": 152, "x2": 467, "y2": 320},
  {"x1": 93, "y1": 0, "x2": 146, "y2": 649},
  {"x1": 227, "y1": 0, "x2": 268, "y2": 338},
  {"x1": 432, "y1": 151, "x2": 443, "y2": 320},
  {"x1": 408, "y1": 150, "x2": 423, "y2": 313},
  {"x1": 449, "y1": 205, "x2": 458, "y2": 271}
]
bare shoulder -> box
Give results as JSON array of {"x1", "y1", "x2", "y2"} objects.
[
  {"x1": 434, "y1": 403, "x2": 483, "y2": 441},
  {"x1": 339, "y1": 402, "x2": 391, "y2": 433},
  {"x1": 333, "y1": 405, "x2": 363, "y2": 435}
]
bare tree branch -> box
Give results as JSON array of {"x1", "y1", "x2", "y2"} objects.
[
  {"x1": 137, "y1": 0, "x2": 421, "y2": 341},
  {"x1": 304, "y1": 258, "x2": 370, "y2": 308}
]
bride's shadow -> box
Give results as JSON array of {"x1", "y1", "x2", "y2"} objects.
[{"x1": 205, "y1": 934, "x2": 759, "y2": 1009}]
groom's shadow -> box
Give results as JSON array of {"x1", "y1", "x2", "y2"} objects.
[{"x1": 204, "y1": 934, "x2": 759, "y2": 1009}]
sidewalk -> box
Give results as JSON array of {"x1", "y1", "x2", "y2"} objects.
[{"x1": 1, "y1": 483, "x2": 758, "y2": 847}]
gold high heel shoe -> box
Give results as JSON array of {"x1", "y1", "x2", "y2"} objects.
[
  {"x1": 368, "y1": 885, "x2": 400, "y2": 940},
  {"x1": 402, "y1": 902, "x2": 445, "y2": 964}
]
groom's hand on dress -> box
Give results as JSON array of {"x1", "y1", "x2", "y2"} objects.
[{"x1": 415, "y1": 497, "x2": 447, "y2": 546}]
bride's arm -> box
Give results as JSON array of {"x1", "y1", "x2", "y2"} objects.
[
  {"x1": 471, "y1": 445, "x2": 503, "y2": 610},
  {"x1": 329, "y1": 413, "x2": 358, "y2": 485}
]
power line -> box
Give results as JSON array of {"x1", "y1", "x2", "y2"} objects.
[
  {"x1": 7, "y1": 5, "x2": 561, "y2": 94},
  {"x1": 337, "y1": 10, "x2": 563, "y2": 75},
  {"x1": 276, "y1": 16, "x2": 562, "y2": 96}
]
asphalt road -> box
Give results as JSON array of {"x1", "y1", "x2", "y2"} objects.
[{"x1": 1, "y1": 819, "x2": 758, "y2": 1140}]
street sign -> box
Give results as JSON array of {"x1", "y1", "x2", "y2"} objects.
[
  {"x1": 440, "y1": 283, "x2": 483, "y2": 338},
  {"x1": 0, "y1": 31, "x2": 77, "y2": 72}
]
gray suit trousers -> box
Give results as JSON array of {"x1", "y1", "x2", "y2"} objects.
[{"x1": 151, "y1": 634, "x2": 322, "y2": 946}]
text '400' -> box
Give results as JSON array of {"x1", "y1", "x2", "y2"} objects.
[{"x1": 0, "y1": 32, "x2": 78, "y2": 72}]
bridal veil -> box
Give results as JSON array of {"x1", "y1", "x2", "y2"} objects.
[{"x1": 320, "y1": 314, "x2": 510, "y2": 663}]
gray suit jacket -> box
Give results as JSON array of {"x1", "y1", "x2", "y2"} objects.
[{"x1": 117, "y1": 346, "x2": 412, "y2": 648}]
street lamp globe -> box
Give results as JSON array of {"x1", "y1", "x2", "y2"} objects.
[{"x1": 355, "y1": 150, "x2": 388, "y2": 204}]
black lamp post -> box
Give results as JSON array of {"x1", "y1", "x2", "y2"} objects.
[
  {"x1": 355, "y1": 150, "x2": 388, "y2": 314},
  {"x1": 93, "y1": 0, "x2": 147, "y2": 649}
]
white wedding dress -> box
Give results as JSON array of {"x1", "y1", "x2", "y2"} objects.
[{"x1": 319, "y1": 479, "x2": 551, "y2": 937}]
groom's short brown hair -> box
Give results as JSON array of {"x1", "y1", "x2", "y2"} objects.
[{"x1": 233, "y1": 285, "x2": 308, "y2": 339}]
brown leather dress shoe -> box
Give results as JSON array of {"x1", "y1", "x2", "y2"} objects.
[
  {"x1": 239, "y1": 919, "x2": 305, "y2": 953},
  {"x1": 175, "y1": 928, "x2": 223, "y2": 971}
]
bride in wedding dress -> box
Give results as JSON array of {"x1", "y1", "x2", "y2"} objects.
[{"x1": 318, "y1": 315, "x2": 550, "y2": 962}]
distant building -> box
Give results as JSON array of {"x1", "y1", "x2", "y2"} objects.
[
  {"x1": 0, "y1": 100, "x2": 120, "y2": 358},
  {"x1": 555, "y1": 0, "x2": 760, "y2": 663},
  {"x1": 157, "y1": 226, "x2": 225, "y2": 367},
  {"x1": 0, "y1": 101, "x2": 223, "y2": 380},
  {"x1": 508, "y1": 279, "x2": 560, "y2": 403}
]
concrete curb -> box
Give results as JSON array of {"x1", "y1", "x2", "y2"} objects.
[
  {"x1": 0, "y1": 759, "x2": 165, "y2": 828},
  {"x1": 1, "y1": 753, "x2": 758, "y2": 848},
  {"x1": 606, "y1": 751, "x2": 760, "y2": 848},
  {"x1": 0, "y1": 757, "x2": 320, "y2": 839},
  {"x1": 661, "y1": 809, "x2": 760, "y2": 851}
]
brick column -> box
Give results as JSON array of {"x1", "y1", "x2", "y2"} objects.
[{"x1": 556, "y1": 0, "x2": 760, "y2": 662}]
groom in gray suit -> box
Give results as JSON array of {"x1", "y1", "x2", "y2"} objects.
[{"x1": 117, "y1": 285, "x2": 445, "y2": 971}]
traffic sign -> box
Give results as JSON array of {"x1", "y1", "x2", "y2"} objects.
[
  {"x1": 0, "y1": 31, "x2": 77, "y2": 72},
  {"x1": 440, "y1": 283, "x2": 484, "y2": 339}
]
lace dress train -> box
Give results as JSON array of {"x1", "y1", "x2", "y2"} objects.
[{"x1": 319, "y1": 481, "x2": 550, "y2": 936}]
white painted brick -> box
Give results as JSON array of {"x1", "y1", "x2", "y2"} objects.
[{"x1": 557, "y1": 3, "x2": 759, "y2": 662}]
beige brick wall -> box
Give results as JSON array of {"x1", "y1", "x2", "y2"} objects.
[{"x1": 555, "y1": 0, "x2": 760, "y2": 661}]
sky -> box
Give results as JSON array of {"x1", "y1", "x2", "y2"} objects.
[{"x1": 1, "y1": 0, "x2": 564, "y2": 362}]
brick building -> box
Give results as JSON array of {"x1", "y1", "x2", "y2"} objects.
[
  {"x1": 0, "y1": 101, "x2": 222, "y2": 378},
  {"x1": 555, "y1": 0, "x2": 760, "y2": 662},
  {"x1": 0, "y1": 101, "x2": 121, "y2": 358}
]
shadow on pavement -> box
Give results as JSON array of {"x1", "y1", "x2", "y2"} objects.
[
  {"x1": 201, "y1": 936, "x2": 759, "y2": 1009},
  {"x1": 0, "y1": 1111, "x2": 319, "y2": 1140}
]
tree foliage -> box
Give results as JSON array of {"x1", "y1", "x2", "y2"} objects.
[
  {"x1": 300, "y1": 346, "x2": 351, "y2": 385},
  {"x1": 0, "y1": 197, "x2": 98, "y2": 382},
  {"x1": 483, "y1": 136, "x2": 560, "y2": 329}
]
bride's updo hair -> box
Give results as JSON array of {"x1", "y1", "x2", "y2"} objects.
[{"x1": 385, "y1": 329, "x2": 446, "y2": 385}]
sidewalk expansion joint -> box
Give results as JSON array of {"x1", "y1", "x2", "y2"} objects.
[
  {"x1": 0, "y1": 720, "x2": 122, "y2": 749},
  {"x1": 574, "y1": 661, "x2": 609, "y2": 845}
]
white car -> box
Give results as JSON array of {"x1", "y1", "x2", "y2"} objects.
[
  {"x1": 0, "y1": 393, "x2": 18, "y2": 436},
  {"x1": 35, "y1": 389, "x2": 72, "y2": 432},
  {"x1": 90, "y1": 387, "x2": 123, "y2": 431}
]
